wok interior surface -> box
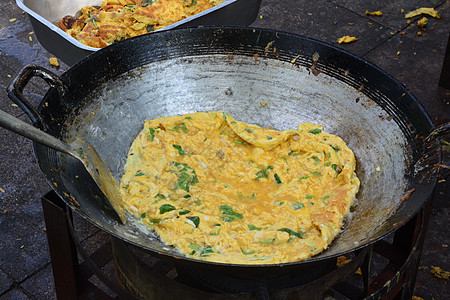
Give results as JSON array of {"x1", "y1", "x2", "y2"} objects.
[{"x1": 34, "y1": 27, "x2": 438, "y2": 273}]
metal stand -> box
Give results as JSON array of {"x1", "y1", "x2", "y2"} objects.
[
  {"x1": 41, "y1": 191, "x2": 116, "y2": 299},
  {"x1": 42, "y1": 190, "x2": 432, "y2": 300}
]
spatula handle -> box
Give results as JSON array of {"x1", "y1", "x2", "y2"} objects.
[{"x1": 0, "y1": 109, "x2": 72, "y2": 155}]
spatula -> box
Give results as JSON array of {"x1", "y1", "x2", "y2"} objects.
[{"x1": 0, "y1": 109, "x2": 126, "y2": 223}]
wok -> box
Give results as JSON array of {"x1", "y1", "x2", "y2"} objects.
[{"x1": 5, "y1": 27, "x2": 443, "y2": 277}]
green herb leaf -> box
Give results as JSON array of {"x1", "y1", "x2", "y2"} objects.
[
  {"x1": 170, "y1": 123, "x2": 187, "y2": 133},
  {"x1": 155, "y1": 193, "x2": 165, "y2": 199},
  {"x1": 259, "y1": 238, "x2": 275, "y2": 244},
  {"x1": 172, "y1": 144, "x2": 187, "y2": 155},
  {"x1": 255, "y1": 167, "x2": 269, "y2": 180},
  {"x1": 159, "y1": 204, "x2": 176, "y2": 214},
  {"x1": 220, "y1": 205, "x2": 243, "y2": 222},
  {"x1": 312, "y1": 155, "x2": 321, "y2": 165},
  {"x1": 234, "y1": 139, "x2": 244, "y2": 145},
  {"x1": 148, "y1": 128, "x2": 156, "y2": 140},
  {"x1": 305, "y1": 195, "x2": 314, "y2": 199},
  {"x1": 135, "y1": 171, "x2": 146, "y2": 176},
  {"x1": 189, "y1": 244, "x2": 214, "y2": 256},
  {"x1": 307, "y1": 170, "x2": 321, "y2": 176},
  {"x1": 240, "y1": 248, "x2": 256, "y2": 255},
  {"x1": 330, "y1": 145, "x2": 341, "y2": 152},
  {"x1": 278, "y1": 228, "x2": 305, "y2": 239},
  {"x1": 274, "y1": 173, "x2": 282, "y2": 184},
  {"x1": 173, "y1": 162, "x2": 198, "y2": 192},
  {"x1": 141, "y1": 212, "x2": 146, "y2": 218},
  {"x1": 179, "y1": 209, "x2": 191, "y2": 215},
  {"x1": 150, "y1": 219, "x2": 161, "y2": 224},
  {"x1": 187, "y1": 216, "x2": 200, "y2": 228},
  {"x1": 292, "y1": 202, "x2": 305, "y2": 210},
  {"x1": 309, "y1": 129, "x2": 322, "y2": 134},
  {"x1": 248, "y1": 224, "x2": 262, "y2": 231},
  {"x1": 146, "y1": 24, "x2": 154, "y2": 32},
  {"x1": 183, "y1": 194, "x2": 191, "y2": 198},
  {"x1": 298, "y1": 175, "x2": 309, "y2": 181}
]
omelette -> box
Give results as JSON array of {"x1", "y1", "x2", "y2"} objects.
[
  {"x1": 59, "y1": 0, "x2": 223, "y2": 48},
  {"x1": 119, "y1": 112, "x2": 360, "y2": 264}
]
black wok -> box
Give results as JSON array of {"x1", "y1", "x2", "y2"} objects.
[{"x1": 6, "y1": 27, "x2": 443, "y2": 277}]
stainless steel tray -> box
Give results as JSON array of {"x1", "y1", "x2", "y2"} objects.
[{"x1": 17, "y1": 0, "x2": 262, "y2": 66}]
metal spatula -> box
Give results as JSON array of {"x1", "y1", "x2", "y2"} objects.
[{"x1": 0, "y1": 109, "x2": 126, "y2": 224}]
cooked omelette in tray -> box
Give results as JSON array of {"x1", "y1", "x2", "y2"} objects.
[
  {"x1": 59, "y1": 0, "x2": 223, "y2": 48},
  {"x1": 120, "y1": 112, "x2": 360, "y2": 264}
]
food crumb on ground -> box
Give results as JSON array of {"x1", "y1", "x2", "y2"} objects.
[
  {"x1": 417, "y1": 17, "x2": 428, "y2": 29},
  {"x1": 375, "y1": 166, "x2": 381, "y2": 172},
  {"x1": 404, "y1": 7, "x2": 440, "y2": 19},
  {"x1": 3, "y1": 210, "x2": 8, "y2": 214},
  {"x1": 430, "y1": 266, "x2": 450, "y2": 280},
  {"x1": 0, "y1": 187, "x2": 5, "y2": 193},
  {"x1": 412, "y1": 296, "x2": 424, "y2": 300},
  {"x1": 337, "y1": 36, "x2": 357, "y2": 44},
  {"x1": 9, "y1": 18, "x2": 16, "y2": 22},
  {"x1": 366, "y1": 10, "x2": 382, "y2": 16},
  {"x1": 49, "y1": 57, "x2": 59, "y2": 67},
  {"x1": 336, "y1": 255, "x2": 351, "y2": 267}
]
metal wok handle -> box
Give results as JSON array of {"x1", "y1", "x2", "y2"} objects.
[
  {"x1": 425, "y1": 122, "x2": 450, "y2": 145},
  {"x1": 7, "y1": 64, "x2": 66, "y2": 127}
]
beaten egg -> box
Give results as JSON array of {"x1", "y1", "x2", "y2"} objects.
[
  {"x1": 119, "y1": 111, "x2": 360, "y2": 264},
  {"x1": 59, "y1": 0, "x2": 223, "y2": 48}
]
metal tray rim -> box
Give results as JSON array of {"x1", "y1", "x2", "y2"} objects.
[{"x1": 16, "y1": 0, "x2": 238, "y2": 51}]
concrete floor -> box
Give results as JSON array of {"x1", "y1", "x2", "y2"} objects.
[{"x1": 0, "y1": 0, "x2": 448, "y2": 299}]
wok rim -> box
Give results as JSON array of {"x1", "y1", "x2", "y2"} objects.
[{"x1": 33, "y1": 25, "x2": 440, "y2": 271}]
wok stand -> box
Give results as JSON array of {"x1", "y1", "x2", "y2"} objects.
[{"x1": 41, "y1": 189, "x2": 433, "y2": 300}]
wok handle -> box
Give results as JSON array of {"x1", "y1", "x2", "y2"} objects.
[
  {"x1": 7, "y1": 64, "x2": 66, "y2": 127},
  {"x1": 425, "y1": 122, "x2": 450, "y2": 144}
]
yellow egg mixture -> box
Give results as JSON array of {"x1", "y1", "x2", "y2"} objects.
[
  {"x1": 59, "y1": 0, "x2": 223, "y2": 48},
  {"x1": 119, "y1": 112, "x2": 360, "y2": 264}
]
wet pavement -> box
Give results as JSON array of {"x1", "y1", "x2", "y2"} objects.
[{"x1": 0, "y1": 0, "x2": 449, "y2": 299}]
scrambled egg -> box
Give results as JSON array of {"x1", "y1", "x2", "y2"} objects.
[
  {"x1": 59, "y1": 0, "x2": 223, "y2": 48},
  {"x1": 120, "y1": 112, "x2": 360, "y2": 264}
]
